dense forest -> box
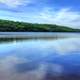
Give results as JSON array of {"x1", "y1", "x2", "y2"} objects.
[{"x1": 0, "y1": 19, "x2": 80, "y2": 32}]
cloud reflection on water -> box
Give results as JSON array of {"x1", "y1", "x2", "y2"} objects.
[{"x1": 0, "y1": 38, "x2": 80, "y2": 80}]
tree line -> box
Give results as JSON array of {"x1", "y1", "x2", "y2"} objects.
[{"x1": 0, "y1": 19, "x2": 80, "y2": 32}]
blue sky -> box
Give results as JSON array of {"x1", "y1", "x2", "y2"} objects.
[{"x1": 0, "y1": 0, "x2": 80, "y2": 28}]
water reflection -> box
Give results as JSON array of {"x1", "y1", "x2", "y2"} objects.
[
  {"x1": 0, "y1": 37, "x2": 80, "y2": 80},
  {"x1": 0, "y1": 37, "x2": 64, "y2": 43}
]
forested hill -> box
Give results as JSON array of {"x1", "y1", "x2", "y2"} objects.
[{"x1": 0, "y1": 19, "x2": 80, "y2": 32}]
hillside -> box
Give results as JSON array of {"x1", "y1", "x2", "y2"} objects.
[{"x1": 0, "y1": 19, "x2": 80, "y2": 32}]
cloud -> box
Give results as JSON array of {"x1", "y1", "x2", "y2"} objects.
[
  {"x1": 0, "y1": 0, "x2": 80, "y2": 29},
  {"x1": 0, "y1": 0, "x2": 31, "y2": 8},
  {"x1": 33, "y1": 8, "x2": 80, "y2": 28}
]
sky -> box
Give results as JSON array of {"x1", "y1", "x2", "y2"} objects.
[{"x1": 0, "y1": 0, "x2": 80, "y2": 28}]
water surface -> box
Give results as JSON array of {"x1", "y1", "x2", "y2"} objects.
[{"x1": 0, "y1": 33, "x2": 80, "y2": 80}]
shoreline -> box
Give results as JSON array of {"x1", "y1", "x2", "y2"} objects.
[{"x1": 0, "y1": 32, "x2": 79, "y2": 38}]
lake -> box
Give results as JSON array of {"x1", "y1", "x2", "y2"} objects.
[
  {"x1": 0, "y1": 32, "x2": 80, "y2": 80},
  {"x1": 0, "y1": 32, "x2": 80, "y2": 38}
]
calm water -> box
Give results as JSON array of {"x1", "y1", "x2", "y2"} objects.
[{"x1": 0, "y1": 32, "x2": 80, "y2": 80}]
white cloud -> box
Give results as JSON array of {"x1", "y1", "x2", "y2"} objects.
[
  {"x1": 33, "y1": 8, "x2": 80, "y2": 28},
  {"x1": 0, "y1": 0, "x2": 31, "y2": 8},
  {"x1": 0, "y1": 4, "x2": 80, "y2": 28}
]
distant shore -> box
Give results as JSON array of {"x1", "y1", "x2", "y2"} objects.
[
  {"x1": 0, "y1": 19, "x2": 80, "y2": 32},
  {"x1": 0, "y1": 32, "x2": 80, "y2": 38}
]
